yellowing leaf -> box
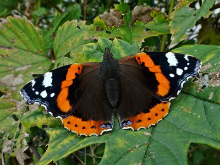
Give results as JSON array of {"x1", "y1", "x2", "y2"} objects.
[
  {"x1": 170, "y1": 0, "x2": 215, "y2": 47},
  {"x1": 0, "y1": 16, "x2": 51, "y2": 98}
]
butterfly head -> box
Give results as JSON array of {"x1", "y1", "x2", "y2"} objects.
[
  {"x1": 103, "y1": 47, "x2": 113, "y2": 60},
  {"x1": 100, "y1": 47, "x2": 120, "y2": 80}
]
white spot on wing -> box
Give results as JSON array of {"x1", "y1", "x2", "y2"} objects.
[
  {"x1": 35, "y1": 91, "x2": 39, "y2": 95},
  {"x1": 31, "y1": 80, "x2": 36, "y2": 87},
  {"x1": 184, "y1": 67, "x2": 188, "y2": 70},
  {"x1": 169, "y1": 74, "x2": 175, "y2": 77},
  {"x1": 176, "y1": 68, "x2": 183, "y2": 76},
  {"x1": 184, "y1": 55, "x2": 189, "y2": 61},
  {"x1": 50, "y1": 93, "x2": 55, "y2": 97},
  {"x1": 43, "y1": 72, "x2": 53, "y2": 87},
  {"x1": 166, "y1": 52, "x2": 178, "y2": 66},
  {"x1": 40, "y1": 90, "x2": 47, "y2": 98}
]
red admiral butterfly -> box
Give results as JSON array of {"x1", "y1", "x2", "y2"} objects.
[{"x1": 20, "y1": 47, "x2": 201, "y2": 136}]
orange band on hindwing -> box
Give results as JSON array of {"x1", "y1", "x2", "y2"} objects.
[
  {"x1": 135, "y1": 53, "x2": 170, "y2": 96},
  {"x1": 122, "y1": 102, "x2": 170, "y2": 130},
  {"x1": 57, "y1": 64, "x2": 82, "y2": 113},
  {"x1": 62, "y1": 116, "x2": 112, "y2": 136}
]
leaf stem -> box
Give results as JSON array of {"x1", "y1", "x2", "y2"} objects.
[
  {"x1": 159, "y1": 0, "x2": 175, "y2": 51},
  {"x1": 84, "y1": 147, "x2": 87, "y2": 165},
  {"x1": 48, "y1": 0, "x2": 62, "y2": 13},
  {"x1": 29, "y1": 143, "x2": 41, "y2": 160},
  {"x1": 90, "y1": 145, "x2": 97, "y2": 164}
]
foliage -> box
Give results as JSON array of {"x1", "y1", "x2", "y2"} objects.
[{"x1": 0, "y1": 0, "x2": 220, "y2": 164}]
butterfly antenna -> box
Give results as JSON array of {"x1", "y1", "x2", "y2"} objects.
[{"x1": 76, "y1": 25, "x2": 104, "y2": 52}]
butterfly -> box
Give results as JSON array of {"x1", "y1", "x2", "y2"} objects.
[{"x1": 20, "y1": 47, "x2": 201, "y2": 136}]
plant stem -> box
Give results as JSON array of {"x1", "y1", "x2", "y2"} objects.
[
  {"x1": 30, "y1": 143, "x2": 41, "y2": 160},
  {"x1": 159, "y1": 0, "x2": 175, "y2": 51},
  {"x1": 84, "y1": 0, "x2": 88, "y2": 20},
  {"x1": 48, "y1": 0, "x2": 62, "y2": 13},
  {"x1": 159, "y1": 35, "x2": 167, "y2": 52},
  {"x1": 90, "y1": 146, "x2": 96, "y2": 164},
  {"x1": 168, "y1": 0, "x2": 175, "y2": 18},
  {"x1": 84, "y1": 147, "x2": 87, "y2": 165}
]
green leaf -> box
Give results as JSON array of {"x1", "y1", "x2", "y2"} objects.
[
  {"x1": 115, "y1": 2, "x2": 130, "y2": 14},
  {"x1": 32, "y1": 7, "x2": 47, "y2": 17},
  {"x1": 93, "y1": 16, "x2": 106, "y2": 28},
  {"x1": 54, "y1": 20, "x2": 90, "y2": 59},
  {"x1": 123, "y1": 11, "x2": 132, "y2": 26},
  {"x1": 170, "y1": 0, "x2": 215, "y2": 47},
  {"x1": 22, "y1": 109, "x2": 62, "y2": 133},
  {"x1": 177, "y1": 0, "x2": 199, "y2": 7},
  {"x1": 90, "y1": 23, "x2": 167, "y2": 46},
  {"x1": 0, "y1": 0, "x2": 20, "y2": 17},
  {"x1": 47, "y1": 4, "x2": 81, "y2": 37},
  {"x1": 43, "y1": 4, "x2": 81, "y2": 53},
  {"x1": 71, "y1": 37, "x2": 139, "y2": 63},
  {"x1": 92, "y1": 10, "x2": 169, "y2": 44},
  {"x1": 0, "y1": 16, "x2": 51, "y2": 99},
  {"x1": 145, "y1": 11, "x2": 170, "y2": 36},
  {"x1": 0, "y1": 99, "x2": 16, "y2": 132},
  {"x1": 36, "y1": 41, "x2": 220, "y2": 165}
]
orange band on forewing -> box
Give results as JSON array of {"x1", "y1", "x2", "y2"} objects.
[
  {"x1": 155, "y1": 73, "x2": 170, "y2": 96},
  {"x1": 149, "y1": 66, "x2": 161, "y2": 73},
  {"x1": 66, "y1": 64, "x2": 82, "y2": 80},
  {"x1": 57, "y1": 88, "x2": 72, "y2": 112},
  {"x1": 136, "y1": 53, "x2": 154, "y2": 67},
  {"x1": 124, "y1": 102, "x2": 170, "y2": 130},
  {"x1": 57, "y1": 64, "x2": 82, "y2": 113},
  {"x1": 62, "y1": 116, "x2": 112, "y2": 136},
  {"x1": 135, "y1": 53, "x2": 170, "y2": 96},
  {"x1": 61, "y1": 80, "x2": 73, "y2": 88}
]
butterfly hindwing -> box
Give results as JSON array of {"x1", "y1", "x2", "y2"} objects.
[
  {"x1": 62, "y1": 115, "x2": 113, "y2": 136},
  {"x1": 21, "y1": 63, "x2": 114, "y2": 136},
  {"x1": 121, "y1": 100, "x2": 170, "y2": 130}
]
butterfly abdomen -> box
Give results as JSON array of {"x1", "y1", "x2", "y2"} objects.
[{"x1": 105, "y1": 79, "x2": 119, "y2": 107}]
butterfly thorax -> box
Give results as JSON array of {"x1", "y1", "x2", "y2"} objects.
[{"x1": 99, "y1": 48, "x2": 121, "y2": 107}]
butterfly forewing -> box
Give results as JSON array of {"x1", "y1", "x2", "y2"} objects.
[
  {"x1": 20, "y1": 64, "x2": 73, "y2": 118},
  {"x1": 146, "y1": 52, "x2": 201, "y2": 101}
]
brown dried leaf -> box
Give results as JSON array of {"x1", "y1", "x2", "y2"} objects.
[
  {"x1": 15, "y1": 146, "x2": 29, "y2": 165},
  {"x1": 99, "y1": 9, "x2": 123, "y2": 27}
]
